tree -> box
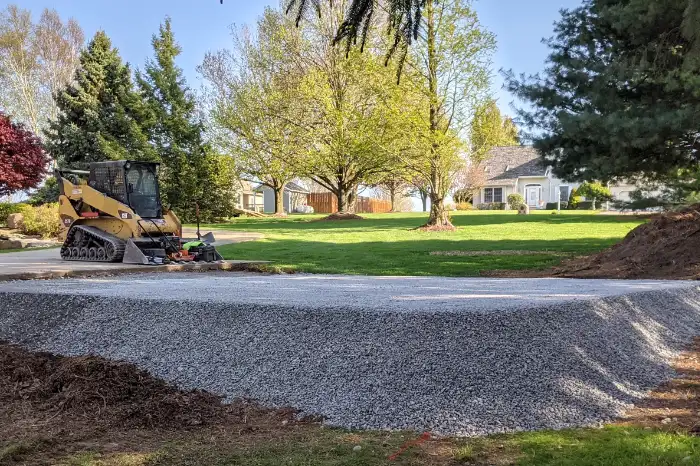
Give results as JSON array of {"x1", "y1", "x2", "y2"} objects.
[
  {"x1": 576, "y1": 181, "x2": 612, "y2": 210},
  {"x1": 0, "y1": 5, "x2": 83, "y2": 134},
  {"x1": 138, "y1": 18, "x2": 235, "y2": 221},
  {"x1": 46, "y1": 31, "x2": 156, "y2": 167},
  {"x1": 397, "y1": 0, "x2": 495, "y2": 229},
  {"x1": 452, "y1": 160, "x2": 487, "y2": 203},
  {"x1": 285, "y1": 0, "x2": 428, "y2": 80},
  {"x1": 506, "y1": 0, "x2": 700, "y2": 184},
  {"x1": 374, "y1": 171, "x2": 411, "y2": 212},
  {"x1": 201, "y1": 8, "x2": 306, "y2": 215},
  {"x1": 0, "y1": 111, "x2": 49, "y2": 197},
  {"x1": 470, "y1": 100, "x2": 519, "y2": 162},
  {"x1": 292, "y1": 1, "x2": 407, "y2": 214}
]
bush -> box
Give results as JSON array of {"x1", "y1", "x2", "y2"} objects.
[
  {"x1": 477, "y1": 202, "x2": 506, "y2": 210},
  {"x1": 575, "y1": 201, "x2": 595, "y2": 210},
  {"x1": 0, "y1": 202, "x2": 27, "y2": 226},
  {"x1": 568, "y1": 187, "x2": 582, "y2": 209},
  {"x1": 545, "y1": 201, "x2": 569, "y2": 210},
  {"x1": 453, "y1": 189, "x2": 473, "y2": 204},
  {"x1": 507, "y1": 193, "x2": 525, "y2": 210},
  {"x1": 456, "y1": 202, "x2": 473, "y2": 211},
  {"x1": 18, "y1": 203, "x2": 61, "y2": 238}
]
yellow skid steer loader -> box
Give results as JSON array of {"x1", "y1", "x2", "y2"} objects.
[{"x1": 56, "y1": 160, "x2": 222, "y2": 265}]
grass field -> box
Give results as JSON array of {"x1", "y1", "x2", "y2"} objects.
[{"x1": 211, "y1": 211, "x2": 644, "y2": 276}]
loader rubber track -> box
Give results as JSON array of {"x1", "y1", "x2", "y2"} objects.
[{"x1": 61, "y1": 225, "x2": 126, "y2": 263}]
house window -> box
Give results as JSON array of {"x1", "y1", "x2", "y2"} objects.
[
  {"x1": 484, "y1": 187, "x2": 503, "y2": 203},
  {"x1": 559, "y1": 186, "x2": 569, "y2": 201}
]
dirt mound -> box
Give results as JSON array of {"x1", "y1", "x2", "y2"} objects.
[
  {"x1": 319, "y1": 212, "x2": 364, "y2": 221},
  {"x1": 554, "y1": 204, "x2": 700, "y2": 279},
  {"x1": 0, "y1": 342, "x2": 296, "y2": 430}
]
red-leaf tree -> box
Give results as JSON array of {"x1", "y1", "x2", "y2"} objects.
[{"x1": 0, "y1": 112, "x2": 49, "y2": 197}]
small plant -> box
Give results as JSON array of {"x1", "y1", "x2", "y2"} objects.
[
  {"x1": 456, "y1": 202, "x2": 473, "y2": 211},
  {"x1": 18, "y1": 203, "x2": 61, "y2": 238},
  {"x1": 507, "y1": 193, "x2": 525, "y2": 210},
  {"x1": 568, "y1": 187, "x2": 581, "y2": 209},
  {"x1": 545, "y1": 201, "x2": 568, "y2": 210}
]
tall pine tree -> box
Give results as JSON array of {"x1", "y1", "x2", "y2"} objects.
[
  {"x1": 507, "y1": 0, "x2": 700, "y2": 184},
  {"x1": 137, "y1": 17, "x2": 236, "y2": 221},
  {"x1": 46, "y1": 31, "x2": 156, "y2": 167}
]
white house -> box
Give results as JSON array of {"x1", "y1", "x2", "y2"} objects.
[{"x1": 471, "y1": 146, "x2": 637, "y2": 209}]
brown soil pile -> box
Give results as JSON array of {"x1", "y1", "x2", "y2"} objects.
[
  {"x1": 554, "y1": 204, "x2": 700, "y2": 279},
  {"x1": 0, "y1": 342, "x2": 297, "y2": 430},
  {"x1": 319, "y1": 212, "x2": 364, "y2": 221}
]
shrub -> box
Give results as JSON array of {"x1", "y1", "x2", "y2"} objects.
[
  {"x1": 507, "y1": 193, "x2": 525, "y2": 210},
  {"x1": 545, "y1": 201, "x2": 569, "y2": 210},
  {"x1": 576, "y1": 181, "x2": 613, "y2": 209},
  {"x1": 0, "y1": 202, "x2": 27, "y2": 226},
  {"x1": 453, "y1": 189, "x2": 473, "y2": 204},
  {"x1": 18, "y1": 203, "x2": 61, "y2": 238},
  {"x1": 576, "y1": 201, "x2": 595, "y2": 210},
  {"x1": 477, "y1": 202, "x2": 506, "y2": 210},
  {"x1": 456, "y1": 202, "x2": 473, "y2": 211},
  {"x1": 568, "y1": 188, "x2": 582, "y2": 209}
]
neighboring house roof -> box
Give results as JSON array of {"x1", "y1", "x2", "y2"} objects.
[
  {"x1": 253, "y1": 181, "x2": 310, "y2": 194},
  {"x1": 482, "y1": 146, "x2": 547, "y2": 186}
]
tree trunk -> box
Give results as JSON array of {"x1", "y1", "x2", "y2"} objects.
[
  {"x1": 336, "y1": 185, "x2": 357, "y2": 213},
  {"x1": 389, "y1": 186, "x2": 397, "y2": 212},
  {"x1": 423, "y1": 0, "x2": 454, "y2": 230},
  {"x1": 420, "y1": 190, "x2": 428, "y2": 212},
  {"x1": 273, "y1": 185, "x2": 286, "y2": 214}
]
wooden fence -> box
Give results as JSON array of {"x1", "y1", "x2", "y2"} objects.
[{"x1": 307, "y1": 193, "x2": 392, "y2": 214}]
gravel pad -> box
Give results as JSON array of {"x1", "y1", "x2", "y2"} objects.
[{"x1": 1, "y1": 275, "x2": 700, "y2": 436}]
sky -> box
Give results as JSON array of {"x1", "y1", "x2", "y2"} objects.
[{"x1": 13, "y1": 0, "x2": 582, "y2": 117}]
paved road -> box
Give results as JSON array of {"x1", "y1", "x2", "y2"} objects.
[
  {"x1": 0, "y1": 228, "x2": 262, "y2": 279},
  {"x1": 1, "y1": 272, "x2": 696, "y2": 313}
]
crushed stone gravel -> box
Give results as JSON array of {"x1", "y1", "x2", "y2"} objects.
[{"x1": 1, "y1": 273, "x2": 699, "y2": 436}]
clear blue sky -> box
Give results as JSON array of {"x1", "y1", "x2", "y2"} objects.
[{"x1": 13, "y1": 0, "x2": 581, "y2": 118}]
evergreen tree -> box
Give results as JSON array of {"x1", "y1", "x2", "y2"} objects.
[
  {"x1": 506, "y1": 0, "x2": 700, "y2": 183},
  {"x1": 138, "y1": 17, "x2": 236, "y2": 221},
  {"x1": 46, "y1": 31, "x2": 156, "y2": 167}
]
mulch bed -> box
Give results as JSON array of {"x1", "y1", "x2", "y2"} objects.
[
  {"x1": 318, "y1": 212, "x2": 364, "y2": 221},
  {"x1": 552, "y1": 204, "x2": 700, "y2": 279},
  {"x1": 0, "y1": 342, "x2": 298, "y2": 432}
]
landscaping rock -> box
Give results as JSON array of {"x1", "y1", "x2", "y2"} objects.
[
  {"x1": 6, "y1": 213, "x2": 23, "y2": 230},
  {"x1": 0, "y1": 240, "x2": 23, "y2": 250}
]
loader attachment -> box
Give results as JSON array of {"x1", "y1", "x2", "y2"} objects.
[
  {"x1": 122, "y1": 239, "x2": 151, "y2": 265},
  {"x1": 200, "y1": 231, "x2": 216, "y2": 244}
]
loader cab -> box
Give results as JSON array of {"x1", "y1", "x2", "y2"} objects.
[{"x1": 88, "y1": 161, "x2": 163, "y2": 219}]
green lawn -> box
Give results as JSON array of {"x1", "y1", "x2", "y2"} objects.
[{"x1": 209, "y1": 211, "x2": 644, "y2": 276}]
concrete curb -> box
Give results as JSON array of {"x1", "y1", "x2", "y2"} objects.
[{"x1": 0, "y1": 260, "x2": 270, "y2": 282}]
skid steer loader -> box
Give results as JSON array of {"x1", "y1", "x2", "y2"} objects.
[{"x1": 56, "y1": 160, "x2": 223, "y2": 265}]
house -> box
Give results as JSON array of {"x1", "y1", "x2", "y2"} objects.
[
  {"x1": 254, "y1": 181, "x2": 310, "y2": 214},
  {"x1": 472, "y1": 146, "x2": 637, "y2": 209},
  {"x1": 237, "y1": 180, "x2": 264, "y2": 213}
]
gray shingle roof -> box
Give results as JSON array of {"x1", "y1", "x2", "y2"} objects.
[
  {"x1": 482, "y1": 146, "x2": 547, "y2": 185},
  {"x1": 253, "y1": 181, "x2": 310, "y2": 194}
]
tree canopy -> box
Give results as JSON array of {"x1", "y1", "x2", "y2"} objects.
[
  {"x1": 0, "y1": 111, "x2": 48, "y2": 197},
  {"x1": 46, "y1": 31, "x2": 156, "y2": 167},
  {"x1": 507, "y1": 0, "x2": 700, "y2": 184}
]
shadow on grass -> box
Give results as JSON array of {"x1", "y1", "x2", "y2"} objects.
[{"x1": 206, "y1": 212, "x2": 644, "y2": 233}]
